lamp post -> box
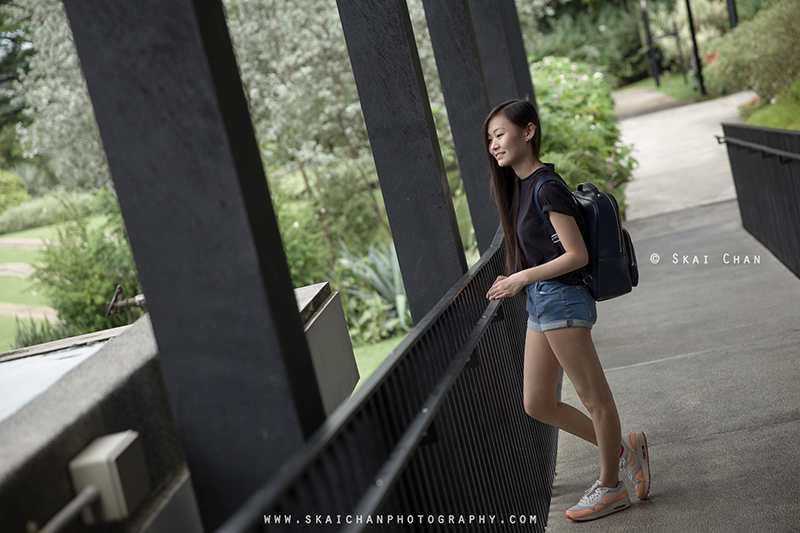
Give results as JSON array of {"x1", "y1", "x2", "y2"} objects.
[{"x1": 685, "y1": 0, "x2": 707, "y2": 95}]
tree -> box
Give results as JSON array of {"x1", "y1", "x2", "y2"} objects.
[
  {"x1": 0, "y1": 0, "x2": 34, "y2": 169},
  {"x1": 5, "y1": 0, "x2": 461, "y2": 288},
  {"x1": 2, "y1": 0, "x2": 110, "y2": 190},
  {"x1": 223, "y1": 0, "x2": 392, "y2": 264}
]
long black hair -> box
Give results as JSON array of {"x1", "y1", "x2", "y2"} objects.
[{"x1": 482, "y1": 99, "x2": 543, "y2": 275}]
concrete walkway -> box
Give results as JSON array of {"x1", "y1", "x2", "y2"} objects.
[
  {"x1": 611, "y1": 86, "x2": 690, "y2": 120},
  {"x1": 546, "y1": 92, "x2": 800, "y2": 531},
  {"x1": 622, "y1": 91, "x2": 756, "y2": 221}
]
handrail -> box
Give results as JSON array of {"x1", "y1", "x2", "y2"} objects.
[
  {"x1": 340, "y1": 299, "x2": 502, "y2": 533},
  {"x1": 715, "y1": 135, "x2": 800, "y2": 162},
  {"x1": 217, "y1": 227, "x2": 508, "y2": 533}
]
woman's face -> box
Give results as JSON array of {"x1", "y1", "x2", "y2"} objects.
[{"x1": 486, "y1": 114, "x2": 533, "y2": 169}]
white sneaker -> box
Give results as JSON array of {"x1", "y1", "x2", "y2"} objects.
[{"x1": 566, "y1": 479, "x2": 631, "y2": 521}]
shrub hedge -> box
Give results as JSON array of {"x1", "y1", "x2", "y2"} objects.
[
  {"x1": 0, "y1": 191, "x2": 96, "y2": 235},
  {"x1": 704, "y1": 0, "x2": 800, "y2": 100}
]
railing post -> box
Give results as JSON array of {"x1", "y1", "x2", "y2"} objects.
[
  {"x1": 420, "y1": 0, "x2": 498, "y2": 253},
  {"x1": 61, "y1": 0, "x2": 325, "y2": 529},
  {"x1": 335, "y1": 0, "x2": 467, "y2": 323}
]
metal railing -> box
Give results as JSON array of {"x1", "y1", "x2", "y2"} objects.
[
  {"x1": 217, "y1": 228, "x2": 558, "y2": 532},
  {"x1": 719, "y1": 123, "x2": 800, "y2": 278}
]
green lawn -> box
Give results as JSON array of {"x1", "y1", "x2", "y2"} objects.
[
  {"x1": 746, "y1": 101, "x2": 800, "y2": 131},
  {"x1": 0, "y1": 317, "x2": 17, "y2": 353},
  {"x1": 0, "y1": 249, "x2": 41, "y2": 265},
  {"x1": 742, "y1": 83, "x2": 800, "y2": 132},
  {"x1": 353, "y1": 333, "x2": 407, "y2": 389},
  {"x1": 0, "y1": 277, "x2": 48, "y2": 307},
  {"x1": 618, "y1": 72, "x2": 702, "y2": 102}
]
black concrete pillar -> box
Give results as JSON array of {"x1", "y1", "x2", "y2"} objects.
[
  {"x1": 421, "y1": 0, "x2": 498, "y2": 253},
  {"x1": 467, "y1": 0, "x2": 518, "y2": 107},
  {"x1": 335, "y1": 0, "x2": 467, "y2": 323},
  {"x1": 497, "y1": 0, "x2": 537, "y2": 106},
  {"x1": 61, "y1": 0, "x2": 326, "y2": 529}
]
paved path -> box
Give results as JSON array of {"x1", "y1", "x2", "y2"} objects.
[
  {"x1": 0, "y1": 238, "x2": 45, "y2": 251},
  {"x1": 621, "y1": 91, "x2": 756, "y2": 221},
  {"x1": 612, "y1": 86, "x2": 687, "y2": 120},
  {"x1": 0, "y1": 263, "x2": 35, "y2": 279},
  {"x1": 0, "y1": 303, "x2": 57, "y2": 322},
  {"x1": 545, "y1": 92, "x2": 800, "y2": 531}
]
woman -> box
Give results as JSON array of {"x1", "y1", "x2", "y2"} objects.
[{"x1": 483, "y1": 99, "x2": 650, "y2": 522}]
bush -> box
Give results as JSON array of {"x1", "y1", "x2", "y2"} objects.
[
  {"x1": 0, "y1": 191, "x2": 96, "y2": 235},
  {"x1": 0, "y1": 170, "x2": 31, "y2": 214},
  {"x1": 704, "y1": 0, "x2": 800, "y2": 100},
  {"x1": 531, "y1": 57, "x2": 637, "y2": 212},
  {"x1": 529, "y1": 4, "x2": 653, "y2": 87},
  {"x1": 31, "y1": 189, "x2": 143, "y2": 337}
]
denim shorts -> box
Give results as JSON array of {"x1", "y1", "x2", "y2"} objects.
[{"x1": 525, "y1": 279, "x2": 597, "y2": 332}]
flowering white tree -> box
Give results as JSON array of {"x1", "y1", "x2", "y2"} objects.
[{"x1": 3, "y1": 0, "x2": 109, "y2": 190}]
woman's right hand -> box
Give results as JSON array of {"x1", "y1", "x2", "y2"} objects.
[{"x1": 486, "y1": 274, "x2": 527, "y2": 300}]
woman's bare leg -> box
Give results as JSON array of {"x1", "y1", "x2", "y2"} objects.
[
  {"x1": 544, "y1": 327, "x2": 621, "y2": 488},
  {"x1": 522, "y1": 328, "x2": 597, "y2": 444}
]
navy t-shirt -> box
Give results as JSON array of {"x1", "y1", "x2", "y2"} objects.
[{"x1": 516, "y1": 164, "x2": 586, "y2": 286}]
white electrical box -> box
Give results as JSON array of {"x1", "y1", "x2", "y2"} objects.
[{"x1": 68, "y1": 430, "x2": 150, "y2": 524}]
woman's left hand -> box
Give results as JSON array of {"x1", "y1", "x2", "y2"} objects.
[{"x1": 486, "y1": 274, "x2": 527, "y2": 300}]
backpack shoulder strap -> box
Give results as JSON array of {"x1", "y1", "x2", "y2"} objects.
[
  {"x1": 532, "y1": 175, "x2": 562, "y2": 245},
  {"x1": 532, "y1": 175, "x2": 592, "y2": 283}
]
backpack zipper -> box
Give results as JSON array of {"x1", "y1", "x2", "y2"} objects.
[{"x1": 599, "y1": 190, "x2": 623, "y2": 253}]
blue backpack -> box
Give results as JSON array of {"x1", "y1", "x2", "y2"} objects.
[{"x1": 534, "y1": 176, "x2": 639, "y2": 301}]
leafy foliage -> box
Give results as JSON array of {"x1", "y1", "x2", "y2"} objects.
[
  {"x1": 532, "y1": 57, "x2": 636, "y2": 212},
  {"x1": 32, "y1": 190, "x2": 142, "y2": 336},
  {"x1": 2, "y1": 0, "x2": 111, "y2": 191},
  {"x1": 14, "y1": 315, "x2": 73, "y2": 349},
  {"x1": 528, "y1": 3, "x2": 652, "y2": 86},
  {"x1": 703, "y1": 0, "x2": 800, "y2": 100},
  {"x1": 0, "y1": 0, "x2": 36, "y2": 171},
  {"x1": 0, "y1": 169, "x2": 30, "y2": 213}
]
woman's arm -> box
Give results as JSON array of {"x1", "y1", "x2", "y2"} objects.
[{"x1": 486, "y1": 211, "x2": 589, "y2": 300}]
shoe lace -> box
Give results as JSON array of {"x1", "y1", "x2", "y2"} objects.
[{"x1": 579, "y1": 480, "x2": 605, "y2": 504}]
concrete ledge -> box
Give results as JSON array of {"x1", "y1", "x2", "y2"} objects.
[{"x1": 0, "y1": 315, "x2": 189, "y2": 532}]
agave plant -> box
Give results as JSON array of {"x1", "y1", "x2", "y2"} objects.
[{"x1": 337, "y1": 241, "x2": 410, "y2": 331}]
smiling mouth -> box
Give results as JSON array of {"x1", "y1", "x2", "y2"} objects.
[{"x1": 494, "y1": 152, "x2": 505, "y2": 159}]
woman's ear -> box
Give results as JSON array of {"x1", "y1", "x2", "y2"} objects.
[{"x1": 525, "y1": 122, "x2": 536, "y2": 142}]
